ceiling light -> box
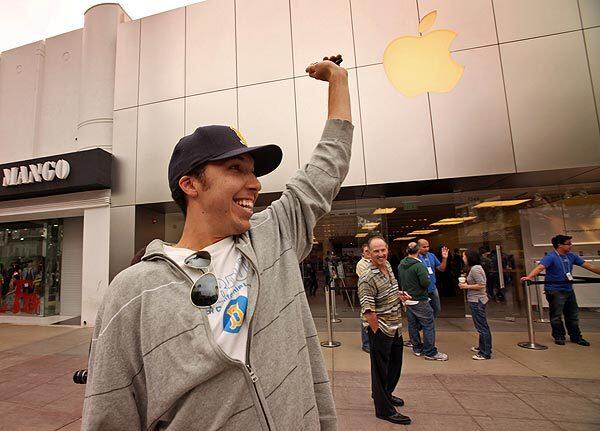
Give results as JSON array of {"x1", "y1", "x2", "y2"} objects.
[
  {"x1": 355, "y1": 233, "x2": 368, "y2": 238},
  {"x1": 373, "y1": 207, "x2": 396, "y2": 215},
  {"x1": 361, "y1": 222, "x2": 380, "y2": 230},
  {"x1": 430, "y1": 216, "x2": 476, "y2": 226},
  {"x1": 473, "y1": 199, "x2": 531, "y2": 208},
  {"x1": 407, "y1": 229, "x2": 439, "y2": 235},
  {"x1": 393, "y1": 236, "x2": 416, "y2": 241}
]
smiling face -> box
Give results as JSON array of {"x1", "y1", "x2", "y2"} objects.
[
  {"x1": 369, "y1": 238, "x2": 389, "y2": 267},
  {"x1": 180, "y1": 154, "x2": 261, "y2": 238}
]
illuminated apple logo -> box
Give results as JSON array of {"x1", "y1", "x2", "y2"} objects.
[{"x1": 383, "y1": 11, "x2": 464, "y2": 97}]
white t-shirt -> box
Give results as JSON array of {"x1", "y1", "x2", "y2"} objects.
[{"x1": 164, "y1": 237, "x2": 250, "y2": 363}]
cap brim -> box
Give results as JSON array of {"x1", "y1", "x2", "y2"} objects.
[{"x1": 209, "y1": 144, "x2": 283, "y2": 177}]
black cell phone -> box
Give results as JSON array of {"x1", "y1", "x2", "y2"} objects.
[{"x1": 323, "y1": 54, "x2": 343, "y2": 65}]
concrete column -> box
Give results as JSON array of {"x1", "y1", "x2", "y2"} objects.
[
  {"x1": 109, "y1": 205, "x2": 135, "y2": 281},
  {"x1": 81, "y1": 205, "x2": 110, "y2": 326},
  {"x1": 77, "y1": 4, "x2": 127, "y2": 153}
]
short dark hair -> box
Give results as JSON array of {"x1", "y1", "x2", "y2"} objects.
[
  {"x1": 361, "y1": 243, "x2": 369, "y2": 251},
  {"x1": 367, "y1": 235, "x2": 387, "y2": 249},
  {"x1": 463, "y1": 249, "x2": 481, "y2": 267},
  {"x1": 171, "y1": 163, "x2": 207, "y2": 217},
  {"x1": 551, "y1": 234, "x2": 572, "y2": 249}
]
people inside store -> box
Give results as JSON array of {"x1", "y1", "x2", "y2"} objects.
[
  {"x1": 522, "y1": 234, "x2": 600, "y2": 346},
  {"x1": 459, "y1": 249, "x2": 493, "y2": 360},
  {"x1": 83, "y1": 56, "x2": 351, "y2": 430},
  {"x1": 399, "y1": 242, "x2": 448, "y2": 361},
  {"x1": 0, "y1": 259, "x2": 42, "y2": 315},
  {"x1": 416, "y1": 239, "x2": 449, "y2": 318},
  {"x1": 358, "y1": 235, "x2": 412, "y2": 425}
]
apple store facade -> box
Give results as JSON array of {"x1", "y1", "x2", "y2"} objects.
[{"x1": 1, "y1": 1, "x2": 599, "y2": 326}]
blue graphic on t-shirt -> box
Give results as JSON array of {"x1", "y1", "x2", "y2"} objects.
[{"x1": 223, "y1": 296, "x2": 248, "y2": 333}]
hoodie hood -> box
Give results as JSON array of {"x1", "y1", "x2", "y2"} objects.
[{"x1": 400, "y1": 256, "x2": 421, "y2": 269}]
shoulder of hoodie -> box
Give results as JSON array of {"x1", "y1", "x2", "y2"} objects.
[{"x1": 106, "y1": 260, "x2": 179, "y2": 304}]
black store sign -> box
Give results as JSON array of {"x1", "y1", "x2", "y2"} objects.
[{"x1": 0, "y1": 149, "x2": 112, "y2": 201}]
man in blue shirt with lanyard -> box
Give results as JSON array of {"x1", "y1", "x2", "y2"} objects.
[
  {"x1": 416, "y1": 239, "x2": 448, "y2": 318},
  {"x1": 522, "y1": 234, "x2": 600, "y2": 346}
]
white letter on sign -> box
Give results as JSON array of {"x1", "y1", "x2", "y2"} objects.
[
  {"x1": 41, "y1": 161, "x2": 56, "y2": 181},
  {"x1": 55, "y1": 160, "x2": 70, "y2": 179},
  {"x1": 28, "y1": 163, "x2": 43, "y2": 182}
]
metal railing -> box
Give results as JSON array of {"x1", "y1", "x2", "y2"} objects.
[{"x1": 519, "y1": 276, "x2": 600, "y2": 350}]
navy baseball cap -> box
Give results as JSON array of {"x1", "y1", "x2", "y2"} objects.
[{"x1": 168, "y1": 125, "x2": 283, "y2": 193}]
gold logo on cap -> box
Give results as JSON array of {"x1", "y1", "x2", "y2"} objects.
[{"x1": 230, "y1": 127, "x2": 248, "y2": 147}]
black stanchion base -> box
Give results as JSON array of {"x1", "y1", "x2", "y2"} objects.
[
  {"x1": 517, "y1": 341, "x2": 548, "y2": 350},
  {"x1": 321, "y1": 341, "x2": 341, "y2": 348}
]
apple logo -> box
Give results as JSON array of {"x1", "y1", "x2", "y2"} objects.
[{"x1": 383, "y1": 11, "x2": 464, "y2": 97}]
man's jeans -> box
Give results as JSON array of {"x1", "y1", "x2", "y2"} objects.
[
  {"x1": 545, "y1": 290, "x2": 582, "y2": 342},
  {"x1": 361, "y1": 325, "x2": 370, "y2": 350},
  {"x1": 406, "y1": 301, "x2": 438, "y2": 357},
  {"x1": 428, "y1": 288, "x2": 441, "y2": 318},
  {"x1": 468, "y1": 300, "x2": 492, "y2": 358}
]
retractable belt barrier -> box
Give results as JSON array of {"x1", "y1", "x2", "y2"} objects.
[{"x1": 519, "y1": 276, "x2": 600, "y2": 350}]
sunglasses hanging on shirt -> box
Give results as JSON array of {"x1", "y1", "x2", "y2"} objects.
[{"x1": 184, "y1": 250, "x2": 219, "y2": 307}]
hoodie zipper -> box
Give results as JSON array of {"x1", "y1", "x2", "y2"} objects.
[
  {"x1": 239, "y1": 247, "x2": 272, "y2": 431},
  {"x1": 149, "y1": 250, "x2": 272, "y2": 430}
]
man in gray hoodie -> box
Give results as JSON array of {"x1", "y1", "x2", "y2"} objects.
[{"x1": 82, "y1": 56, "x2": 352, "y2": 430}]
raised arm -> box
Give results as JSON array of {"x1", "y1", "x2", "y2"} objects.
[
  {"x1": 267, "y1": 57, "x2": 354, "y2": 261},
  {"x1": 305, "y1": 56, "x2": 351, "y2": 122}
]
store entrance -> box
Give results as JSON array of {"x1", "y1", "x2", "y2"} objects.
[
  {"x1": 0, "y1": 220, "x2": 63, "y2": 317},
  {"x1": 303, "y1": 191, "x2": 533, "y2": 321}
]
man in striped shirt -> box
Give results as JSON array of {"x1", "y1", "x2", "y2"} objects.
[{"x1": 358, "y1": 236, "x2": 412, "y2": 425}]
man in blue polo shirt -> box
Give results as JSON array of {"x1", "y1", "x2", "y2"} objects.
[
  {"x1": 522, "y1": 234, "x2": 600, "y2": 346},
  {"x1": 416, "y1": 239, "x2": 448, "y2": 318}
]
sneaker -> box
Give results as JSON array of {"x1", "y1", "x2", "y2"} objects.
[
  {"x1": 470, "y1": 347, "x2": 480, "y2": 353},
  {"x1": 472, "y1": 353, "x2": 490, "y2": 360},
  {"x1": 412, "y1": 350, "x2": 422, "y2": 357},
  {"x1": 424, "y1": 352, "x2": 448, "y2": 361}
]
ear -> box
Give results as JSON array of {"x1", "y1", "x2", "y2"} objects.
[{"x1": 178, "y1": 175, "x2": 199, "y2": 198}]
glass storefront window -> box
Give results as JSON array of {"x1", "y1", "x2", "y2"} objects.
[
  {"x1": 0, "y1": 219, "x2": 63, "y2": 317},
  {"x1": 304, "y1": 182, "x2": 600, "y2": 320}
]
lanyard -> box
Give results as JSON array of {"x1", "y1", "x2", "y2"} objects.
[
  {"x1": 555, "y1": 251, "x2": 570, "y2": 276},
  {"x1": 421, "y1": 254, "x2": 431, "y2": 268}
]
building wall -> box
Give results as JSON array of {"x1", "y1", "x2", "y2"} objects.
[
  {"x1": 0, "y1": 30, "x2": 83, "y2": 164},
  {"x1": 108, "y1": 0, "x2": 600, "y2": 208}
]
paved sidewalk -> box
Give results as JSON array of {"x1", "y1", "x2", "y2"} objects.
[{"x1": 0, "y1": 321, "x2": 599, "y2": 430}]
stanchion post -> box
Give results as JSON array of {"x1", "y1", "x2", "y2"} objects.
[
  {"x1": 321, "y1": 281, "x2": 341, "y2": 348},
  {"x1": 534, "y1": 275, "x2": 550, "y2": 323},
  {"x1": 331, "y1": 279, "x2": 341, "y2": 323},
  {"x1": 518, "y1": 280, "x2": 547, "y2": 350}
]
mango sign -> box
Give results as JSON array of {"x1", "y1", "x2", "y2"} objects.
[{"x1": 383, "y1": 11, "x2": 464, "y2": 97}]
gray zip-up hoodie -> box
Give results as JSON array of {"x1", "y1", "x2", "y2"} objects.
[{"x1": 82, "y1": 119, "x2": 353, "y2": 431}]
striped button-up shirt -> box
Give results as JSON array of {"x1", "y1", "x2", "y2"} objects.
[{"x1": 357, "y1": 261, "x2": 402, "y2": 336}]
